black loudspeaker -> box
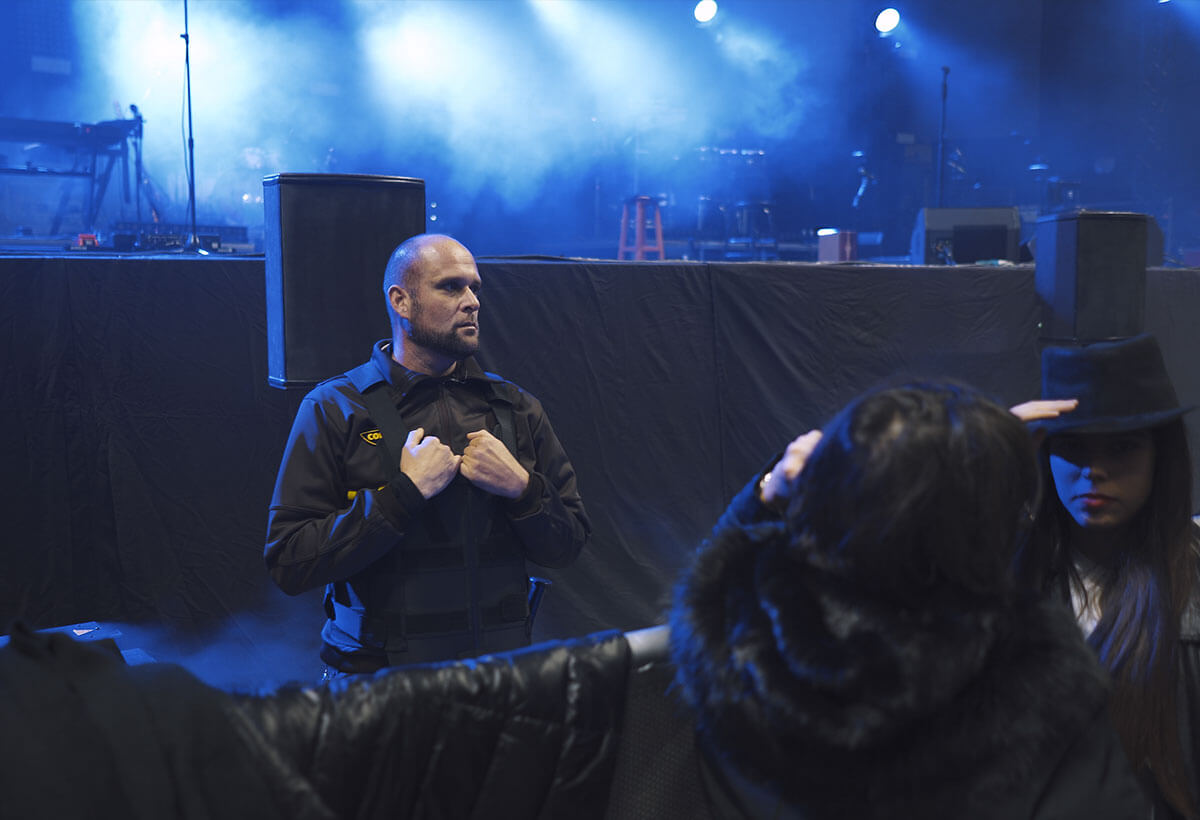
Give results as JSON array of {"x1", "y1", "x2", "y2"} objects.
[
  {"x1": 909, "y1": 207, "x2": 1021, "y2": 264},
  {"x1": 264, "y1": 173, "x2": 426, "y2": 389},
  {"x1": 1035, "y1": 210, "x2": 1147, "y2": 343},
  {"x1": 1147, "y1": 217, "x2": 1164, "y2": 267}
]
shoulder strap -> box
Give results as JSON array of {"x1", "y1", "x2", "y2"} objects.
[
  {"x1": 346, "y1": 360, "x2": 385, "y2": 394},
  {"x1": 482, "y1": 380, "x2": 518, "y2": 457},
  {"x1": 345, "y1": 360, "x2": 406, "y2": 480}
]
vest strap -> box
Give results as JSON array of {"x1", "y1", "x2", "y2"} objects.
[{"x1": 347, "y1": 361, "x2": 407, "y2": 483}]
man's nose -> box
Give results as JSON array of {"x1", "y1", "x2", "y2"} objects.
[{"x1": 463, "y1": 290, "x2": 480, "y2": 311}]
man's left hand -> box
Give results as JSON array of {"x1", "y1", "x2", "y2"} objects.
[{"x1": 461, "y1": 429, "x2": 530, "y2": 499}]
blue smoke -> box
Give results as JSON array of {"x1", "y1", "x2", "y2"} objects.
[
  {"x1": 51, "y1": 0, "x2": 870, "y2": 249},
  {"x1": 1, "y1": 1, "x2": 1192, "y2": 254}
]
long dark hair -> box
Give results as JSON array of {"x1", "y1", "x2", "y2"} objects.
[
  {"x1": 671, "y1": 382, "x2": 1048, "y2": 806},
  {"x1": 1034, "y1": 418, "x2": 1197, "y2": 817},
  {"x1": 790, "y1": 381, "x2": 1041, "y2": 608}
]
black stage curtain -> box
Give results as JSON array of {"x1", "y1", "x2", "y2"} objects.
[
  {"x1": 0, "y1": 255, "x2": 307, "y2": 652},
  {"x1": 2, "y1": 256, "x2": 1197, "y2": 678},
  {"x1": 475, "y1": 260, "x2": 1044, "y2": 638}
]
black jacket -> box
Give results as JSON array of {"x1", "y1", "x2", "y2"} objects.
[
  {"x1": 667, "y1": 474, "x2": 1150, "y2": 819},
  {"x1": 265, "y1": 342, "x2": 590, "y2": 667},
  {"x1": 0, "y1": 622, "x2": 631, "y2": 820}
]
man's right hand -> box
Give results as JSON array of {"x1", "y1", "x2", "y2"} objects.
[{"x1": 400, "y1": 427, "x2": 461, "y2": 499}]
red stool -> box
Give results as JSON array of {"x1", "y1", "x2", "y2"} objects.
[{"x1": 618, "y1": 195, "x2": 665, "y2": 260}]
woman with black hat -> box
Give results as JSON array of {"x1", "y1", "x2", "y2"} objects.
[
  {"x1": 670, "y1": 380, "x2": 1146, "y2": 818},
  {"x1": 1024, "y1": 333, "x2": 1200, "y2": 819}
]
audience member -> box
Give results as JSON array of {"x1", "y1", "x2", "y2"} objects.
[
  {"x1": 1023, "y1": 334, "x2": 1200, "y2": 819},
  {"x1": 0, "y1": 619, "x2": 631, "y2": 819},
  {"x1": 670, "y1": 381, "x2": 1148, "y2": 818},
  {"x1": 265, "y1": 234, "x2": 590, "y2": 675}
]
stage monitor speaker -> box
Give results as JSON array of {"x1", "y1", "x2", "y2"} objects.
[
  {"x1": 264, "y1": 173, "x2": 426, "y2": 389},
  {"x1": 1035, "y1": 209, "x2": 1147, "y2": 343},
  {"x1": 909, "y1": 207, "x2": 1021, "y2": 264}
]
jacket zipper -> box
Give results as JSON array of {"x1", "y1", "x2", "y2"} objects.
[{"x1": 439, "y1": 381, "x2": 482, "y2": 649}]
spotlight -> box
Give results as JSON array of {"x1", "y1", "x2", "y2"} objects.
[
  {"x1": 875, "y1": 8, "x2": 900, "y2": 34},
  {"x1": 694, "y1": 0, "x2": 718, "y2": 24}
]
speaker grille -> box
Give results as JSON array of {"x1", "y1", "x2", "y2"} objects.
[{"x1": 264, "y1": 173, "x2": 426, "y2": 388}]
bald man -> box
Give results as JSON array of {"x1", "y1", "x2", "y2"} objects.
[{"x1": 266, "y1": 234, "x2": 591, "y2": 675}]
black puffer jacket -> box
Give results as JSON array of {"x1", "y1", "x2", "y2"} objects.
[
  {"x1": 668, "y1": 475, "x2": 1150, "y2": 819},
  {"x1": 0, "y1": 623, "x2": 631, "y2": 820}
]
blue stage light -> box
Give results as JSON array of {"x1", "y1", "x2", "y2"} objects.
[
  {"x1": 694, "y1": 0, "x2": 718, "y2": 24},
  {"x1": 875, "y1": 8, "x2": 900, "y2": 34}
]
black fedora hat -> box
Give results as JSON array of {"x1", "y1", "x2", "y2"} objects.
[{"x1": 1033, "y1": 333, "x2": 1193, "y2": 436}]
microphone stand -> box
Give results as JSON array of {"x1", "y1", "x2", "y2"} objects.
[
  {"x1": 936, "y1": 65, "x2": 949, "y2": 208},
  {"x1": 129, "y1": 105, "x2": 144, "y2": 228},
  {"x1": 852, "y1": 166, "x2": 874, "y2": 210},
  {"x1": 180, "y1": 0, "x2": 206, "y2": 254}
]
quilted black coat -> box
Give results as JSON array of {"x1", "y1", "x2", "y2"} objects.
[{"x1": 0, "y1": 622, "x2": 631, "y2": 820}]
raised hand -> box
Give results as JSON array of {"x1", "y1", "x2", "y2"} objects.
[
  {"x1": 1009, "y1": 399, "x2": 1079, "y2": 423},
  {"x1": 760, "y1": 429, "x2": 823, "y2": 505},
  {"x1": 461, "y1": 429, "x2": 530, "y2": 499},
  {"x1": 400, "y1": 427, "x2": 461, "y2": 499},
  {"x1": 1009, "y1": 399, "x2": 1078, "y2": 448}
]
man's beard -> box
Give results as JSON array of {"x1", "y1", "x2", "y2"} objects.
[{"x1": 406, "y1": 302, "x2": 479, "y2": 360}]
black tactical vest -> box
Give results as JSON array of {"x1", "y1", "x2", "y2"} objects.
[{"x1": 326, "y1": 360, "x2": 532, "y2": 666}]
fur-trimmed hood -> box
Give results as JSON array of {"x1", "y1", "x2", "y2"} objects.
[{"x1": 670, "y1": 520, "x2": 1115, "y2": 818}]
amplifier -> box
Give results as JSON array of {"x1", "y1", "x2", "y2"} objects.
[
  {"x1": 138, "y1": 232, "x2": 182, "y2": 250},
  {"x1": 910, "y1": 207, "x2": 1021, "y2": 264}
]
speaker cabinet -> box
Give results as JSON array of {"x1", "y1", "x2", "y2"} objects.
[
  {"x1": 909, "y1": 207, "x2": 1021, "y2": 264},
  {"x1": 1035, "y1": 210, "x2": 1147, "y2": 343},
  {"x1": 264, "y1": 173, "x2": 426, "y2": 389}
]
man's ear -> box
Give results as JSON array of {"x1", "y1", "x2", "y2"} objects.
[{"x1": 388, "y1": 285, "x2": 409, "y2": 319}]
